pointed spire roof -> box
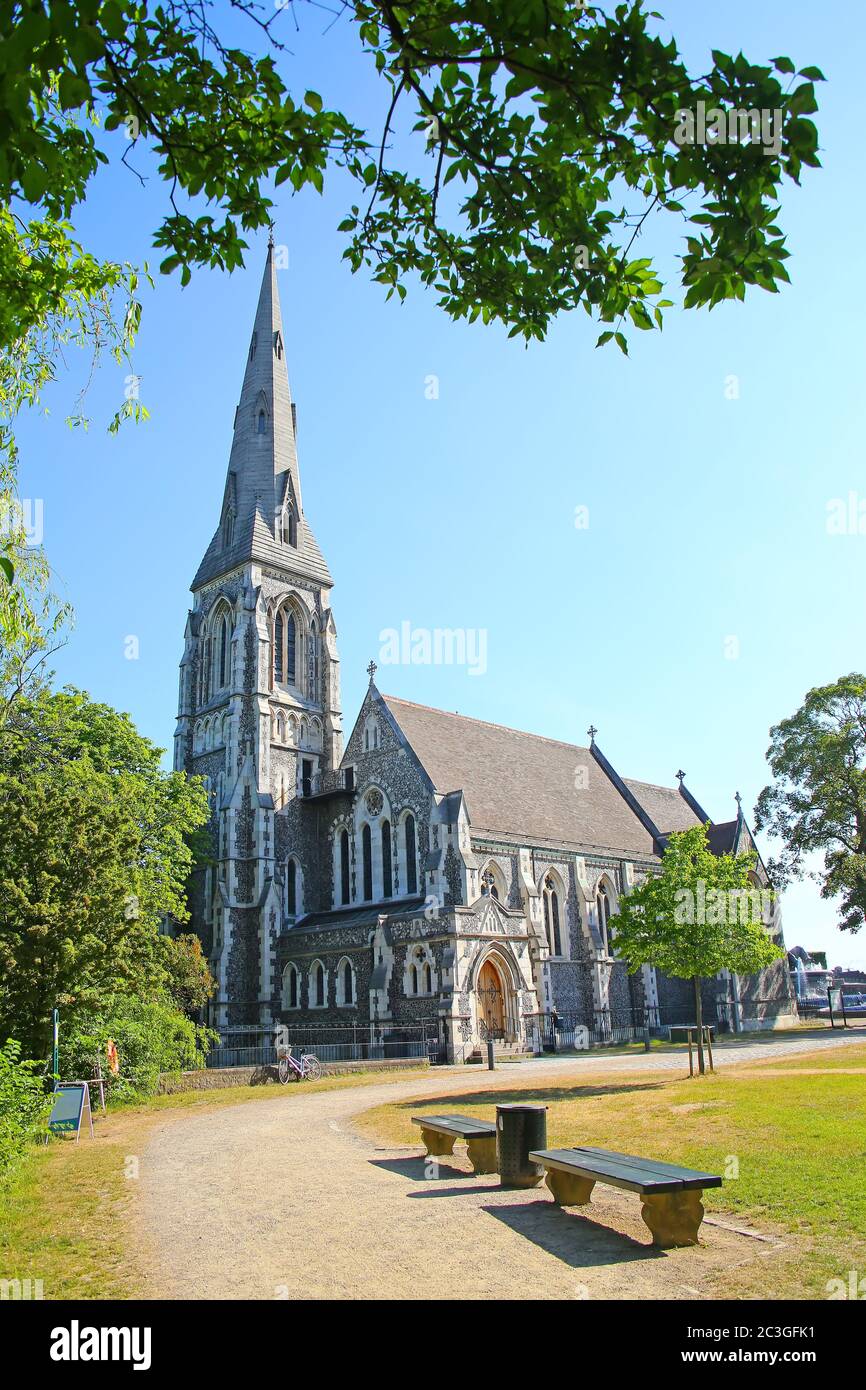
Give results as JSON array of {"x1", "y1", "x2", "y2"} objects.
[{"x1": 192, "y1": 242, "x2": 332, "y2": 591}]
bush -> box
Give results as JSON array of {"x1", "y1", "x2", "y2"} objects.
[
  {"x1": 60, "y1": 997, "x2": 217, "y2": 1101},
  {"x1": 0, "y1": 1038, "x2": 52, "y2": 1180}
]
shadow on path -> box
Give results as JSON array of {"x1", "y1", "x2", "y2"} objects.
[{"x1": 482, "y1": 1199, "x2": 660, "y2": 1270}]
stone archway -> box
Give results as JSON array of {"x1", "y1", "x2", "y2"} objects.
[{"x1": 474, "y1": 951, "x2": 518, "y2": 1043}]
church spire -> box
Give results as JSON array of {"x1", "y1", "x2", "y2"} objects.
[{"x1": 191, "y1": 240, "x2": 332, "y2": 591}]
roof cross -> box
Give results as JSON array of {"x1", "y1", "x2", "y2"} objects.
[
  {"x1": 366, "y1": 660, "x2": 378, "y2": 683},
  {"x1": 587, "y1": 724, "x2": 598, "y2": 744},
  {"x1": 676, "y1": 769, "x2": 686, "y2": 783}
]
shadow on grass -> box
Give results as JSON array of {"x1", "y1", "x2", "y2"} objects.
[{"x1": 394, "y1": 1081, "x2": 667, "y2": 1114}]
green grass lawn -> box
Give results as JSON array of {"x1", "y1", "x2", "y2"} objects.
[{"x1": 355, "y1": 1047, "x2": 866, "y2": 1299}]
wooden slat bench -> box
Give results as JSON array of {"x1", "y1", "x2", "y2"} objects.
[
  {"x1": 412, "y1": 1114, "x2": 498, "y2": 1174},
  {"x1": 529, "y1": 1145, "x2": 722, "y2": 1248}
]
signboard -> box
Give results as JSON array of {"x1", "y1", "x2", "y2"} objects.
[{"x1": 48, "y1": 1083, "x2": 93, "y2": 1143}]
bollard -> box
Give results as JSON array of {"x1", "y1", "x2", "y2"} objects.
[{"x1": 486, "y1": 1040, "x2": 495, "y2": 1071}]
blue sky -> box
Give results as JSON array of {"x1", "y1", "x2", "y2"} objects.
[{"x1": 14, "y1": 1, "x2": 866, "y2": 967}]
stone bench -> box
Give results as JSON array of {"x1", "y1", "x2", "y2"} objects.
[
  {"x1": 412, "y1": 1114, "x2": 498, "y2": 1174},
  {"x1": 529, "y1": 1145, "x2": 722, "y2": 1247}
]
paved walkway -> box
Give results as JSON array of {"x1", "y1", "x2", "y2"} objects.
[{"x1": 134, "y1": 1029, "x2": 862, "y2": 1301}]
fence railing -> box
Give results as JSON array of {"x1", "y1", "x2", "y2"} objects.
[{"x1": 205, "y1": 1022, "x2": 439, "y2": 1069}]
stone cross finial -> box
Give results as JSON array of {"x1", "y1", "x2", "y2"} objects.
[
  {"x1": 735, "y1": 790, "x2": 742, "y2": 812},
  {"x1": 587, "y1": 725, "x2": 598, "y2": 744},
  {"x1": 676, "y1": 769, "x2": 686, "y2": 783},
  {"x1": 366, "y1": 660, "x2": 378, "y2": 683}
]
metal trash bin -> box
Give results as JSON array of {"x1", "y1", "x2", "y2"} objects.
[{"x1": 496, "y1": 1103, "x2": 547, "y2": 1188}]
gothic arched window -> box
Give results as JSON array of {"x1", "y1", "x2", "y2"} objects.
[
  {"x1": 283, "y1": 962, "x2": 299, "y2": 1010},
  {"x1": 343, "y1": 960, "x2": 353, "y2": 1005},
  {"x1": 311, "y1": 960, "x2": 325, "y2": 1008},
  {"x1": 287, "y1": 859, "x2": 297, "y2": 917},
  {"x1": 424, "y1": 962, "x2": 432, "y2": 993},
  {"x1": 597, "y1": 884, "x2": 613, "y2": 955},
  {"x1": 218, "y1": 616, "x2": 229, "y2": 688},
  {"x1": 273, "y1": 605, "x2": 299, "y2": 688},
  {"x1": 410, "y1": 963, "x2": 418, "y2": 995},
  {"x1": 362, "y1": 823, "x2": 373, "y2": 900},
  {"x1": 286, "y1": 613, "x2": 296, "y2": 685},
  {"x1": 382, "y1": 818, "x2": 393, "y2": 898},
  {"x1": 308, "y1": 623, "x2": 318, "y2": 700},
  {"x1": 480, "y1": 864, "x2": 503, "y2": 900},
  {"x1": 543, "y1": 875, "x2": 562, "y2": 956},
  {"x1": 274, "y1": 611, "x2": 283, "y2": 684},
  {"x1": 340, "y1": 829, "x2": 350, "y2": 905},
  {"x1": 404, "y1": 813, "x2": 417, "y2": 895},
  {"x1": 257, "y1": 409, "x2": 266, "y2": 435}
]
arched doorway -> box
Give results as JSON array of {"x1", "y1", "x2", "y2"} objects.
[{"x1": 477, "y1": 958, "x2": 506, "y2": 1041}]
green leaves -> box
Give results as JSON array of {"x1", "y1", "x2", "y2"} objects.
[
  {"x1": 612, "y1": 824, "x2": 784, "y2": 983},
  {"x1": 0, "y1": 0, "x2": 826, "y2": 386},
  {"x1": 755, "y1": 674, "x2": 866, "y2": 935},
  {"x1": 0, "y1": 688, "x2": 211, "y2": 1058},
  {"x1": 346, "y1": 0, "x2": 823, "y2": 344}
]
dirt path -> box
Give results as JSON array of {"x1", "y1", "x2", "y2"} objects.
[{"x1": 133, "y1": 1030, "x2": 862, "y2": 1301}]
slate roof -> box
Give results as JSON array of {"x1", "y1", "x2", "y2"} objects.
[
  {"x1": 381, "y1": 695, "x2": 658, "y2": 858},
  {"x1": 706, "y1": 820, "x2": 739, "y2": 855},
  {"x1": 624, "y1": 779, "x2": 704, "y2": 835},
  {"x1": 290, "y1": 896, "x2": 427, "y2": 935}
]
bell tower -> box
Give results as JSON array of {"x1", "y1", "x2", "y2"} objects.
[{"x1": 175, "y1": 241, "x2": 342, "y2": 1027}]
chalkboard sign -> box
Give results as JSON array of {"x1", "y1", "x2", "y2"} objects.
[{"x1": 49, "y1": 1083, "x2": 93, "y2": 1142}]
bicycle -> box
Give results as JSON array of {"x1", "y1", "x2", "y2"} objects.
[{"x1": 277, "y1": 1046, "x2": 322, "y2": 1084}]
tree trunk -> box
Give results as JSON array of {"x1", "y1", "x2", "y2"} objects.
[{"x1": 693, "y1": 975, "x2": 705, "y2": 1076}]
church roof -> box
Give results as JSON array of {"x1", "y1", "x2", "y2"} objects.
[
  {"x1": 706, "y1": 819, "x2": 739, "y2": 854},
  {"x1": 380, "y1": 695, "x2": 658, "y2": 858},
  {"x1": 623, "y1": 778, "x2": 704, "y2": 835},
  {"x1": 192, "y1": 242, "x2": 333, "y2": 592}
]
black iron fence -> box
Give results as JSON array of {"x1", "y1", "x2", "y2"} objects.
[
  {"x1": 205, "y1": 1021, "x2": 439, "y2": 1069},
  {"x1": 529, "y1": 1007, "x2": 665, "y2": 1051}
]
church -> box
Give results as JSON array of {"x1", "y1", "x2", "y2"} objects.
[{"x1": 173, "y1": 244, "x2": 797, "y2": 1061}]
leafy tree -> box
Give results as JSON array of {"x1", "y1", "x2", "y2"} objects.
[
  {"x1": 158, "y1": 933, "x2": 216, "y2": 1019},
  {"x1": 0, "y1": 0, "x2": 822, "y2": 353},
  {"x1": 755, "y1": 674, "x2": 866, "y2": 936},
  {"x1": 0, "y1": 1037, "x2": 53, "y2": 1180},
  {"x1": 59, "y1": 996, "x2": 216, "y2": 1099},
  {"x1": 0, "y1": 688, "x2": 209, "y2": 1059},
  {"x1": 611, "y1": 824, "x2": 782, "y2": 1073},
  {"x1": 0, "y1": 1, "x2": 824, "y2": 631}
]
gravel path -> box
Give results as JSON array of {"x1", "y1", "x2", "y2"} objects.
[{"x1": 134, "y1": 1030, "x2": 862, "y2": 1301}]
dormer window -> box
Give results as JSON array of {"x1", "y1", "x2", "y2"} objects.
[
  {"x1": 274, "y1": 331, "x2": 284, "y2": 360},
  {"x1": 222, "y1": 510, "x2": 234, "y2": 549},
  {"x1": 249, "y1": 332, "x2": 257, "y2": 361},
  {"x1": 279, "y1": 503, "x2": 297, "y2": 547}
]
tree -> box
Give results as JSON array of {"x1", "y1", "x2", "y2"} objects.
[
  {"x1": 159, "y1": 934, "x2": 216, "y2": 1019},
  {"x1": 755, "y1": 674, "x2": 866, "y2": 936},
  {"x1": 610, "y1": 824, "x2": 782, "y2": 1074},
  {"x1": 0, "y1": 2, "x2": 824, "y2": 633},
  {"x1": 0, "y1": 688, "x2": 209, "y2": 1058},
  {"x1": 0, "y1": 1, "x2": 822, "y2": 355}
]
